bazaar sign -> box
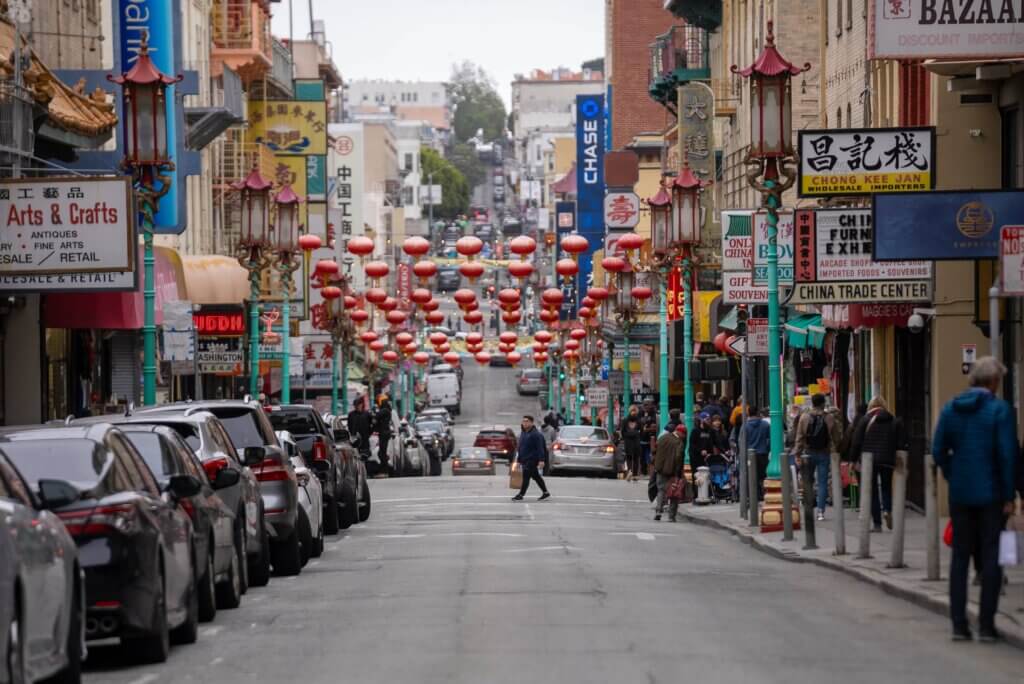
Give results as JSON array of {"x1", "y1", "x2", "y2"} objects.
[
  {"x1": 870, "y1": 0, "x2": 1024, "y2": 60},
  {"x1": 797, "y1": 127, "x2": 935, "y2": 197},
  {"x1": 247, "y1": 101, "x2": 327, "y2": 155}
]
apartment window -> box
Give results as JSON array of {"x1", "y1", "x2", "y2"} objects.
[
  {"x1": 837, "y1": 108, "x2": 843, "y2": 128},
  {"x1": 824, "y1": 0, "x2": 829, "y2": 45},
  {"x1": 86, "y1": 0, "x2": 99, "y2": 22},
  {"x1": 836, "y1": 0, "x2": 843, "y2": 37},
  {"x1": 847, "y1": 103, "x2": 852, "y2": 128},
  {"x1": 847, "y1": 0, "x2": 853, "y2": 29},
  {"x1": 1002, "y1": 109, "x2": 1019, "y2": 189},
  {"x1": 404, "y1": 153, "x2": 414, "y2": 172}
]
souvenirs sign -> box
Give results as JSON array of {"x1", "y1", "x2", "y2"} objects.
[{"x1": 798, "y1": 127, "x2": 935, "y2": 197}]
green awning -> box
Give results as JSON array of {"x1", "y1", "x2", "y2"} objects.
[
  {"x1": 718, "y1": 306, "x2": 739, "y2": 332},
  {"x1": 725, "y1": 213, "x2": 752, "y2": 238},
  {"x1": 785, "y1": 314, "x2": 825, "y2": 350}
]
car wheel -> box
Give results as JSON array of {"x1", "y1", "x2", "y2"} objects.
[
  {"x1": 197, "y1": 541, "x2": 217, "y2": 623},
  {"x1": 339, "y1": 482, "x2": 358, "y2": 529},
  {"x1": 358, "y1": 480, "x2": 371, "y2": 523},
  {"x1": 128, "y1": 566, "x2": 169, "y2": 664},
  {"x1": 170, "y1": 559, "x2": 199, "y2": 645},
  {"x1": 297, "y1": 509, "x2": 313, "y2": 567},
  {"x1": 323, "y1": 494, "x2": 340, "y2": 535},
  {"x1": 48, "y1": 577, "x2": 82, "y2": 684},
  {"x1": 6, "y1": 593, "x2": 24, "y2": 684},
  {"x1": 236, "y1": 514, "x2": 249, "y2": 595},
  {"x1": 215, "y1": 529, "x2": 243, "y2": 610},
  {"x1": 248, "y1": 527, "x2": 272, "y2": 588},
  {"x1": 311, "y1": 516, "x2": 325, "y2": 557},
  {"x1": 271, "y1": 529, "x2": 302, "y2": 577}
]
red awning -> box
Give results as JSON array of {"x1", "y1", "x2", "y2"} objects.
[
  {"x1": 551, "y1": 163, "x2": 577, "y2": 195},
  {"x1": 43, "y1": 246, "x2": 185, "y2": 329}
]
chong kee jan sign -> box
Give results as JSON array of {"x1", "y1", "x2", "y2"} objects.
[{"x1": 870, "y1": 0, "x2": 1024, "y2": 59}]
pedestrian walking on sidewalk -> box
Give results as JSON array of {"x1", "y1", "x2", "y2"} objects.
[
  {"x1": 794, "y1": 393, "x2": 843, "y2": 521},
  {"x1": 512, "y1": 415, "x2": 550, "y2": 501},
  {"x1": 932, "y1": 357, "x2": 1018, "y2": 643},
  {"x1": 689, "y1": 413, "x2": 714, "y2": 487},
  {"x1": 849, "y1": 397, "x2": 906, "y2": 532},
  {"x1": 620, "y1": 405, "x2": 644, "y2": 481},
  {"x1": 347, "y1": 398, "x2": 373, "y2": 459},
  {"x1": 744, "y1": 407, "x2": 771, "y2": 500},
  {"x1": 653, "y1": 425, "x2": 686, "y2": 521}
]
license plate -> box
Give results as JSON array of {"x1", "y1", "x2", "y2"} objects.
[{"x1": 461, "y1": 462, "x2": 480, "y2": 468}]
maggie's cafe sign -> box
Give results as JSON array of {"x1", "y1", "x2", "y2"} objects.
[{"x1": 871, "y1": 0, "x2": 1024, "y2": 59}]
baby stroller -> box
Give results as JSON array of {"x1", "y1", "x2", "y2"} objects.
[{"x1": 706, "y1": 451, "x2": 736, "y2": 504}]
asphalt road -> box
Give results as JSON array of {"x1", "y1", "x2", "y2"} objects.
[{"x1": 83, "y1": 365, "x2": 1023, "y2": 684}]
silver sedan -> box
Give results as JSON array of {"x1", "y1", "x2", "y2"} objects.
[
  {"x1": 548, "y1": 426, "x2": 617, "y2": 477},
  {"x1": 452, "y1": 447, "x2": 496, "y2": 476}
]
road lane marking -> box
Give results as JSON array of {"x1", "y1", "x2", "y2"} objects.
[
  {"x1": 376, "y1": 495, "x2": 647, "y2": 504},
  {"x1": 199, "y1": 626, "x2": 223, "y2": 638},
  {"x1": 126, "y1": 675, "x2": 159, "y2": 684},
  {"x1": 524, "y1": 504, "x2": 535, "y2": 522},
  {"x1": 503, "y1": 545, "x2": 581, "y2": 553},
  {"x1": 210, "y1": 657, "x2": 225, "y2": 666},
  {"x1": 375, "y1": 534, "x2": 426, "y2": 538},
  {"x1": 609, "y1": 532, "x2": 674, "y2": 540},
  {"x1": 436, "y1": 532, "x2": 524, "y2": 537}
]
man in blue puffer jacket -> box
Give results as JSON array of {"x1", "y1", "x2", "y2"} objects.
[
  {"x1": 932, "y1": 357, "x2": 1018, "y2": 643},
  {"x1": 512, "y1": 415, "x2": 550, "y2": 501}
]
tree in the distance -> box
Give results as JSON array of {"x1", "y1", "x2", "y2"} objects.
[
  {"x1": 421, "y1": 146, "x2": 469, "y2": 220},
  {"x1": 448, "y1": 61, "x2": 507, "y2": 144},
  {"x1": 448, "y1": 142, "x2": 487, "y2": 191}
]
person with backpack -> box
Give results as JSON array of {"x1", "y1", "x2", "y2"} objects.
[
  {"x1": 849, "y1": 397, "x2": 907, "y2": 532},
  {"x1": 794, "y1": 393, "x2": 843, "y2": 521}
]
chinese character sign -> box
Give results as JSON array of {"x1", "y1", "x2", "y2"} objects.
[
  {"x1": 603, "y1": 192, "x2": 640, "y2": 229},
  {"x1": 677, "y1": 83, "x2": 715, "y2": 182},
  {"x1": 327, "y1": 123, "x2": 365, "y2": 290},
  {"x1": 666, "y1": 267, "x2": 684, "y2": 321},
  {"x1": 798, "y1": 127, "x2": 935, "y2": 197},
  {"x1": 247, "y1": 101, "x2": 328, "y2": 155}
]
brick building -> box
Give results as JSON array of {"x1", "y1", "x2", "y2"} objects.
[{"x1": 606, "y1": 0, "x2": 678, "y2": 151}]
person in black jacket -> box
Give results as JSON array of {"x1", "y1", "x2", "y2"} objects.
[
  {"x1": 689, "y1": 413, "x2": 715, "y2": 486},
  {"x1": 849, "y1": 397, "x2": 906, "y2": 532},
  {"x1": 347, "y1": 398, "x2": 373, "y2": 458},
  {"x1": 375, "y1": 397, "x2": 393, "y2": 471},
  {"x1": 619, "y1": 405, "x2": 644, "y2": 481},
  {"x1": 513, "y1": 415, "x2": 550, "y2": 501}
]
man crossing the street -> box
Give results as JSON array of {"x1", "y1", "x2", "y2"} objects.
[
  {"x1": 513, "y1": 415, "x2": 550, "y2": 501},
  {"x1": 653, "y1": 424, "x2": 686, "y2": 522}
]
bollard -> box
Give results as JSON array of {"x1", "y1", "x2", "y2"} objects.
[
  {"x1": 831, "y1": 452, "x2": 846, "y2": 555},
  {"x1": 781, "y1": 452, "x2": 794, "y2": 541},
  {"x1": 888, "y1": 450, "x2": 909, "y2": 568},
  {"x1": 801, "y1": 457, "x2": 817, "y2": 550},
  {"x1": 857, "y1": 451, "x2": 874, "y2": 558},
  {"x1": 748, "y1": 449, "x2": 759, "y2": 527},
  {"x1": 739, "y1": 442, "x2": 749, "y2": 520},
  {"x1": 925, "y1": 453, "x2": 940, "y2": 581}
]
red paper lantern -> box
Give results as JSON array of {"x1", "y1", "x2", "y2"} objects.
[
  {"x1": 315, "y1": 259, "x2": 339, "y2": 278},
  {"x1": 456, "y1": 236, "x2": 484, "y2": 258},
  {"x1": 616, "y1": 232, "x2": 644, "y2": 253},
  {"x1": 360, "y1": 331, "x2": 378, "y2": 344},
  {"x1": 508, "y1": 261, "x2": 534, "y2": 280},
  {"x1": 565, "y1": 339, "x2": 580, "y2": 351},
  {"x1": 631, "y1": 286, "x2": 653, "y2": 301},
  {"x1": 386, "y1": 310, "x2": 407, "y2": 326},
  {"x1": 459, "y1": 261, "x2": 484, "y2": 281},
  {"x1": 467, "y1": 343, "x2": 483, "y2": 354},
  {"x1": 535, "y1": 330, "x2": 553, "y2": 344},
  {"x1": 365, "y1": 287, "x2": 387, "y2": 305},
  {"x1": 413, "y1": 260, "x2": 437, "y2": 281},
  {"x1": 474, "y1": 351, "x2": 491, "y2": 365},
  {"x1": 453, "y1": 289, "x2": 477, "y2": 307},
  {"x1": 350, "y1": 309, "x2": 369, "y2": 325},
  {"x1": 299, "y1": 234, "x2": 322, "y2": 252},
  {"x1": 532, "y1": 342, "x2": 547, "y2": 354},
  {"x1": 534, "y1": 352, "x2": 548, "y2": 364},
  {"x1": 587, "y1": 286, "x2": 610, "y2": 301},
  {"x1": 343, "y1": 295, "x2": 358, "y2": 310},
  {"x1": 425, "y1": 311, "x2": 445, "y2": 325},
  {"x1": 443, "y1": 352, "x2": 461, "y2": 365},
  {"x1": 578, "y1": 307, "x2": 593, "y2": 319},
  {"x1": 581, "y1": 296, "x2": 597, "y2": 309},
  {"x1": 413, "y1": 351, "x2": 430, "y2": 366},
  {"x1": 435, "y1": 343, "x2": 451, "y2": 354},
  {"x1": 429, "y1": 332, "x2": 448, "y2": 346},
  {"x1": 463, "y1": 300, "x2": 479, "y2": 312},
  {"x1": 499, "y1": 331, "x2": 517, "y2": 344},
  {"x1": 502, "y1": 310, "x2": 522, "y2": 324},
  {"x1": 560, "y1": 234, "x2": 589, "y2": 257},
  {"x1": 369, "y1": 340, "x2": 386, "y2": 352},
  {"x1": 570, "y1": 328, "x2": 588, "y2": 341},
  {"x1": 421, "y1": 298, "x2": 440, "y2": 312},
  {"x1": 539, "y1": 309, "x2": 558, "y2": 324},
  {"x1": 714, "y1": 332, "x2": 729, "y2": 354},
  {"x1": 379, "y1": 297, "x2": 399, "y2": 312},
  {"x1": 382, "y1": 350, "x2": 399, "y2": 362},
  {"x1": 498, "y1": 288, "x2": 521, "y2": 305},
  {"x1": 499, "y1": 343, "x2": 513, "y2": 353},
  {"x1": 411, "y1": 288, "x2": 432, "y2": 305},
  {"x1": 601, "y1": 256, "x2": 626, "y2": 274},
  {"x1": 364, "y1": 260, "x2": 389, "y2": 280},
  {"x1": 509, "y1": 235, "x2": 537, "y2": 259},
  {"x1": 321, "y1": 285, "x2": 342, "y2": 301},
  {"x1": 507, "y1": 351, "x2": 522, "y2": 365},
  {"x1": 347, "y1": 236, "x2": 374, "y2": 258},
  {"x1": 402, "y1": 236, "x2": 431, "y2": 260},
  {"x1": 466, "y1": 332, "x2": 483, "y2": 345},
  {"x1": 395, "y1": 332, "x2": 414, "y2": 347},
  {"x1": 463, "y1": 311, "x2": 483, "y2": 325},
  {"x1": 556, "y1": 258, "x2": 579, "y2": 280}
]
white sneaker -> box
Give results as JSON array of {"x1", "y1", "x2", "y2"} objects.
[{"x1": 816, "y1": 510, "x2": 825, "y2": 522}]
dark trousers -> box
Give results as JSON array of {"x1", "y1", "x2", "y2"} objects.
[
  {"x1": 517, "y1": 462, "x2": 548, "y2": 497},
  {"x1": 378, "y1": 433, "x2": 391, "y2": 469},
  {"x1": 949, "y1": 502, "x2": 1005, "y2": 633},
  {"x1": 756, "y1": 452, "x2": 770, "y2": 500},
  {"x1": 624, "y1": 441, "x2": 642, "y2": 476},
  {"x1": 870, "y1": 464, "x2": 893, "y2": 526}
]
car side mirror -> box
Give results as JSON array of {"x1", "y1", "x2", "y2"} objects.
[
  {"x1": 242, "y1": 446, "x2": 266, "y2": 467},
  {"x1": 166, "y1": 474, "x2": 202, "y2": 500},
  {"x1": 37, "y1": 479, "x2": 80, "y2": 510},
  {"x1": 212, "y1": 466, "x2": 241, "y2": 490}
]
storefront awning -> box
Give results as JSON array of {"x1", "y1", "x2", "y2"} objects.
[
  {"x1": 786, "y1": 314, "x2": 826, "y2": 350},
  {"x1": 43, "y1": 247, "x2": 185, "y2": 330},
  {"x1": 718, "y1": 306, "x2": 739, "y2": 332},
  {"x1": 551, "y1": 163, "x2": 577, "y2": 195},
  {"x1": 182, "y1": 256, "x2": 249, "y2": 306}
]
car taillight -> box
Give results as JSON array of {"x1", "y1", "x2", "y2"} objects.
[
  {"x1": 452, "y1": 460, "x2": 460, "y2": 467},
  {"x1": 552, "y1": 442, "x2": 563, "y2": 451},
  {"x1": 255, "y1": 457, "x2": 292, "y2": 482},
  {"x1": 58, "y1": 504, "x2": 137, "y2": 536},
  {"x1": 605, "y1": 445, "x2": 615, "y2": 453},
  {"x1": 313, "y1": 440, "x2": 328, "y2": 461},
  {"x1": 484, "y1": 460, "x2": 492, "y2": 466},
  {"x1": 203, "y1": 456, "x2": 229, "y2": 482}
]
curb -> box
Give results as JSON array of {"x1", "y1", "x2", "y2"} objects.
[{"x1": 680, "y1": 509, "x2": 1024, "y2": 650}]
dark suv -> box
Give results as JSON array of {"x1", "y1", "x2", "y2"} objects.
[
  {"x1": 139, "y1": 401, "x2": 302, "y2": 578},
  {"x1": 267, "y1": 404, "x2": 369, "y2": 530}
]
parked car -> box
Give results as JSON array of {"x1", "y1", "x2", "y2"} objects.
[
  {"x1": 549, "y1": 425, "x2": 616, "y2": 477},
  {"x1": 489, "y1": 353, "x2": 513, "y2": 368},
  {"x1": 277, "y1": 432, "x2": 324, "y2": 565},
  {"x1": 117, "y1": 424, "x2": 240, "y2": 619},
  {"x1": 1, "y1": 424, "x2": 199, "y2": 663},
  {"x1": 473, "y1": 427, "x2": 518, "y2": 461},
  {"x1": 394, "y1": 421, "x2": 429, "y2": 477},
  {"x1": 0, "y1": 449, "x2": 84, "y2": 683},
  {"x1": 76, "y1": 410, "x2": 268, "y2": 592},
  {"x1": 426, "y1": 373, "x2": 461, "y2": 415},
  {"x1": 417, "y1": 408, "x2": 454, "y2": 456},
  {"x1": 452, "y1": 447, "x2": 496, "y2": 476},
  {"x1": 437, "y1": 267, "x2": 461, "y2": 292},
  {"x1": 414, "y1": 421, "x2": 446, "y2": 476},
  {"x1": 517, "y1": 368, "x2": 546, "y2": 395},
  {"x1": 139, "y1": 401, "x2": 301, "y2": 579}
]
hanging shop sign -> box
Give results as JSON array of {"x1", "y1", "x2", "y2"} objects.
[
  {"x1": 193, "y1": 310, "x2": 245, "y2": 336},
  {"x1": 752, "y1": 210, "x2": 794, "y2": 285},
  {"x1": 798, "y1": 127, "x2": 935, "y2": 197},
  {"x1": 0, "y1": 177, "x2": 134, "y2": 290},
  {"x1": 585, "y1": 386, "x2": 609, "y2": 406},
  {"x1": 247, "y1": 101, "x2": 327, "y2": 155},
  {"x1": 873, "y1": 190, "x2": 1024, "y2": 261},
  {"x1": 327, "y1": 124, "x2": 365, "y2": 284},
  {"x1": 603, "y1": 191, "x2": 640, "y2": 229},
  {"x1": 790, "y1": 208, "x2": 933, "y2": 303},
  {"x1": 722, "y1": 271, "x2": 769, "y2": 305},
  {"x1": 1000, "y1": 225, "x2": 1024, "y2": 296},
  {"x1": 747, "y1": 318, "x2": 769, "y2": 356},
  {"x1": 575, "y1": 93, "x2": 606, "y2": 314},
  {"x1": 869, "y1": 0, "x2": 1024, "y2": 60},
  {"x1": 821, "y1": 303, "x2": 918, "y2": 329},
  {"x1": 721, "y1": 210, "x2": 754, "y2": 271},
  {"x1": 666, "y1": 267, "x2": 683, "y2": 321},
  {"x1": 196, "y1": 337, "x2": 243, "y2": 375}
]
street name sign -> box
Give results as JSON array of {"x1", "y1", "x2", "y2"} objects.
[
  {"x1": 747, "y1": 318, "x2": 768, "y2": 356},
  {"x1": 586, "y1": 387, "x2": 609, "y2": 406}
]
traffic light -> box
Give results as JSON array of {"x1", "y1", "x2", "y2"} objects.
[
  {"x1": 559, "y1": 370, "x2": 566, "y2": 381},
  {"x1": 736, "y1": 305, "x2": 749, "y2": 336}
]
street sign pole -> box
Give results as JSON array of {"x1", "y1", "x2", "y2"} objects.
[{"x1": 659, "y1": 273, "x2": 670, "y2": 430}]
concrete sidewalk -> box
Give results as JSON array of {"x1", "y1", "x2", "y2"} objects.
[{"x1": 677, "y1": 500, "x2": 1024, "y2": 647}]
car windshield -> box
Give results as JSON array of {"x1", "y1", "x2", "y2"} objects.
[
  {"x1": 458, "y1": 448, "x2": 489, "y2": 460},
  {"x1": 121, "y1": 432, "x2": 176, "y2": 478},
  {"x1": 522, "y1": 370, "x2": 543, "y2": 379},
  {"x1": 268, "y1": 410, "x2": 319, "y2": 436},
  {"x1": 559, "y1": 427, "x2": 609, "y2": 441},
  {"x1": 418, "y1": 421, "x2": 444, "y2": 433},
  {"x1": 212, "y1": 409, "x2": 266, "y2": 449},
  {"x1": 3, "y1": 439, "x2": 109, "y2": 489}
]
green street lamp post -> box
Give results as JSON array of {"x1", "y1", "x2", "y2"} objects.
[
  {"x1": 109, "y1": 43, "x2": 182, "y2": 406},
  {"x1": 734, "y1": 20, "x2": 810, "y2": 536},
  {"x1": 272, "y1": 184, "x2": 303, "y2": 404},
  {"x1": 232, "y1": 167, "x2": 273, "y2": 399}
]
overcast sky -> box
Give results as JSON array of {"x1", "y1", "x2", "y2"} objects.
[{"x1": 271, "y1": 0, "x2": 605, "y2": 107}]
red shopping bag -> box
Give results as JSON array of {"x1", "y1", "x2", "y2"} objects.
[{"x1": 943, "y1": 519, "x2": 953, "y2": 547}]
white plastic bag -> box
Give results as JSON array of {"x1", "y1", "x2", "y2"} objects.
[{"x1": 998, "y1": 530, "x2": 1022, "y2": 567}]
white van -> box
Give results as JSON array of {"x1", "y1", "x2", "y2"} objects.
[{"x1": 426, "y1": 373, "x2": 461, "y2": 415}]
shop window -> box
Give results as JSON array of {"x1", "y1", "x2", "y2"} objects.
[
  {"x1": 45, "y1": 329, "x2": 69, "y2": 422},
  {"x1": 1001, "y1": 108, "x2": 1019, "y2": 189}
]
